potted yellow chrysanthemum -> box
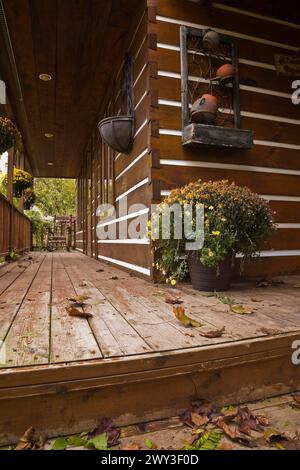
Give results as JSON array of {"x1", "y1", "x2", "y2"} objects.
[{"x1": 151, "y1": 180, "x2": 276, "y2": 291}]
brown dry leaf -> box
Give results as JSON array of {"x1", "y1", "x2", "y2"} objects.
[
  {"x1": 264, "y1": 428, "x2": 288, "y2": 444},
  {"x1": 66, "y1": 306, "x2": 93, "y2": 319},
  {"x1": 255, "y1": 414, "x2": 269, "y2": 427},
  {"x1": 185, "y1": 332, "x2": 195, "y2": 338},
  {"x1": 173, "y1": 306, "x2": 202, "y2": 328},
  {"x1": 292, "y1": 392, "x2": 300, "y2": 405},
  {"x1": 199, "y1": 327, "x2": 225, "y2": 338},
  {"x1": 257, "y1": 279, "x2": 284, "y2": 288},
  {"x1": 15, "y1": 427, "x2": 35, "y2": 451},
  {"x1": 165, "y1": 295, "x2": 183, "y2": 305},
  {"x1": 110, "y1": 276, "x2": 119, "y2": 280},
  {"x1": 251, "y1": 298, "x2": 263, "y2": 303},
  {"x1": 191, "y1": 412, "x2": 209, "y2": 427},
  {"x1": 68, "y1": 295, "x2": 91, "y2": 305},
  {"x1": 230, "y1": 304, "x2": 254, "y2": 315},
  {"x1": 121, "y1": 444, "x2": 141, "y2": 450},
  {"x1": 293, "y1": 284, "x2": 300, "y2": 289},
  {"x1": 216, "y1": 417, "x2": 256, "y2": 448}
]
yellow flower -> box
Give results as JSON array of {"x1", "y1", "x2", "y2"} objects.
[
  {"x1": 208, "y1": 206, "x2": 214, "y2": 211},
  {"x1": 221, "y1": 217, "x2": 227, "y2": 222},
  {"x1": 208, "y1": 249, "x2": 214, "y2": 257},
  {"x1": 171, "y1": 279, "x2": 177, "y2": 286},
  {"x1": 212, "y1": 231, "x2": 221, "y2": 236}
]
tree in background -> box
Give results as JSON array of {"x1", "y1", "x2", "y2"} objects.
[{"x1": 34, "y1": 178, "x2": 76, "y2": 216}]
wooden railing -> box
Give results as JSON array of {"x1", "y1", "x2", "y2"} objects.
[{"x1": 0, "y1": 193, "x2": 31, "y2": 257}]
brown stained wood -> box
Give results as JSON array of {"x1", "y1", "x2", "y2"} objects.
[
  {"x1": 61, "y1": 261, "x2": 152, "y2": 357},
  {"x1": 115, "y1": 154, "x2": 151, "y2": 197},
  {"x1": 0, "y1": 255, "x2": 45, "y2": 342},
  {"x1": 155, "y1": 106, "x2": 300, "y2": 149},
  {"x1": 2, "y1": 255, "x2": 50, "y2": 367},
  {"x1": 156, "y1": 0, "x2": 299, "y2": 48},
  {"x1": 115, "y1": 124, "x2": 149, "y2": 177},
  {"x1": 157, "y1": 76, "x2": 299, "y2": 121},
  {"x1": 1, "y1": 344, "x2": 300, "y2": 446},
  {"x1": 236, "y1": 256, "x2": 300, "y2": 278},
  {"x1": 154, "y1": 165, "x2": 300, "y2": 197},
  {"x1": 154, "y1": 46, "x2": 293, "y2": 95},
  {"x1": 97, "y1": 244, "x2": 152, "y2": 271},
  {"x1": 1, "y1": 0, "x2": 144, "y2": 177},
  {"x1": 50, "y1": 253, "x2": 102, "y2": 363}
]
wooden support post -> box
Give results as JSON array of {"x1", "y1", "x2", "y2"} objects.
[
  {"x1": 18, "y1": 151, "x2": 25, "y2": 213},
  {"x1": 6, "y1": 147, "x2": 14, "y2": 203}
]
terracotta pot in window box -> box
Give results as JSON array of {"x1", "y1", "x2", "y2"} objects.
[{"x1": 190, "y1": 94, "x2": 218, "y2": 125}]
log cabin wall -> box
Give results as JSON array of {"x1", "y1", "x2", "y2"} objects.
[
  {"x1": 148, "y1": 0, "x2": 300, "y2": 277},
  {"x1": 76, "y1": 1, "x2": 158, "y2": 278}
]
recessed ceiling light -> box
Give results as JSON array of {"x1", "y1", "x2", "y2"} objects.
[
  {"x1": 44, "y1": 133, "x2": 54, "y2": 138},
  {"x1": 39, "y1": 73, "x2": 52, "y2": 81},
  {"x1": 48, "y1": 162, "x2": 54, "y2": 166}
]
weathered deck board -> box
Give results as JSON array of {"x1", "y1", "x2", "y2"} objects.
[
  {"x1": 3, "y1": 254, "x2": 51, "y2": 366},
  {"x1": 0, "y1": 254, "x2": 44, "y2": 343},
  {"x1": 50, "y1": 252, "x2": 102, "y2": 363},
  {"x1": 62, "y1": 256, "x2": 152, "y2": 357},
  {"x1": 0, "y1": 250, "x2": 300, "y2": 368}
]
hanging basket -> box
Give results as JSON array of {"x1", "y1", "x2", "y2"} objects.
[
  {"x1": 98, "y1": 116, "x2": 134, "y2": 154},
  {"x1": 98, "y1": 54, "x2": 135, "y2": 155},
  {"x1": 0, "y1": 117, "x2": 21, "y2": 154}
]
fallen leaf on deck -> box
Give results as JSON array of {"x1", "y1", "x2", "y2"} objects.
[
  {"x1": 173, "y1": 306, "x2": 202, "y2": 328},
  {"x1": 66, "y1": 306, "x2": 93, "y2": 319},
  {"x1": 235, "y1": 407, "x2": 263, "y2": 436},
  {"x1": 230, "y1": 304, "x2": 254, "y2": 315},
  {"x1": 89, "y1": 418, "x2": 120, "y2": 447},
  {"x1": 165, "y1": 295, "x2": 183, "y2": 305},
  {"x1": 35, "y1": 432, "x2": 48, "y2": 450},
  {"x1": 96, "y1": 269, "x2": 104, "y2": 272},
  {"x1": 250, "y1": 298, "x2": 263, "y2": 303},
  {"x1": 51, "y1": 437, "x2": 68, "y2": 451},
  {"x1": 257, "y1": 279, "x2": 284, "y2": 288},
  {"x1": 293, "y1": 284, "x2": 300, "y2": 289},
  {"x1": 121, "y1": 444, "x2": 140, "y2": 450},
  {"x1": 292, "y1": 392, "x2": 300, "y2": 405},
  {"x1": 216, "y1": 417, "x2": 256, "y2": 447},
  {"x1": 264, "y1": 428, "x2": 288, "y2": 444},
  {"x1": 86, "y1": 434, "x2": 108, "y2": 450},
  {"x1": 144, "y1": 438, "x2": 157, "y2": 449},
  {"x1": 191, "y1": 412, "x2": 209, "y2": 427},
  {"x1": 15, "y1": 427, "x2": 35, "y2": 450},
  {"x1": 110, "y1": 276, "x2": 119, "y2": 280},
  {"x1": 185, "y1": 332, "x2": 195, "y2": 338},
  {"x1": 199, "y1": 327, "x2": 225, "y2": 338},
  {"x1": 67, "y1": 295, "x2": 91, "y2": 305},
  {"x1": 185, "y1": 430, "x2": 223, "y2": 450}
]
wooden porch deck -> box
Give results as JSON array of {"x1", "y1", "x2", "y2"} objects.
[{"x1": 0, "y1": 251, "x2": 300, "y2": 444}]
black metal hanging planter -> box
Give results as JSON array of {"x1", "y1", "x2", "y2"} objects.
[{"x1": 98, "y1": 54, "x2": 135, "y2": 154}]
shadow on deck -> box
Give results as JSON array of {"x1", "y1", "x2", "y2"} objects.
[{"x1": 0, "y1": 251, "x2": 300, "y2": 444}]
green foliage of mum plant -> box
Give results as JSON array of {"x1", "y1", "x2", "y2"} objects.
[{"x1": 151, "y1": 180, "x2": 276, "y2": 284}]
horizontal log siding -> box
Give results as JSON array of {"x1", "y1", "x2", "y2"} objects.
[
  {"x1": 148, "y1": 0, "x2": 300, "y2": 276},
  {"x1": 77, "y1": 2, "x2": 155, "y2": 277}
]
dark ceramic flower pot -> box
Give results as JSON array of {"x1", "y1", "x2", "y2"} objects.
[
  {"x1": 188, "y1": 253, "x2": 233, "y2": 291},
  {"x1": 191, "y1": 94, "x2": 218, "y2": 125}
]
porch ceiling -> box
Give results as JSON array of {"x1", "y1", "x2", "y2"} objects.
[{"x1": 0, "y1": 0, "x2": 140, "y2": 178}]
